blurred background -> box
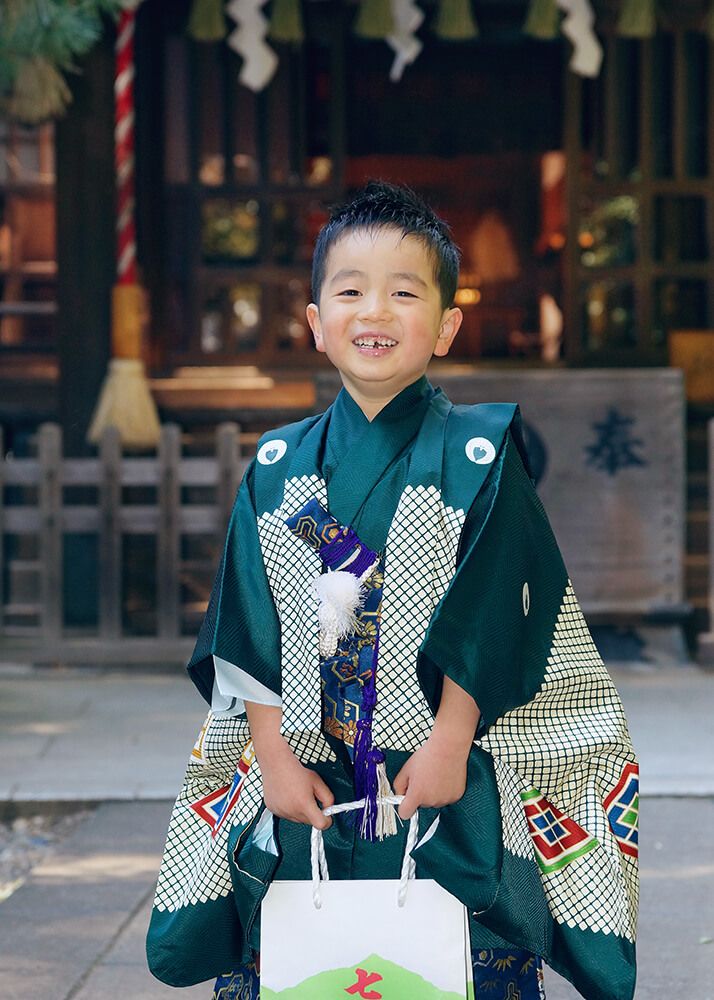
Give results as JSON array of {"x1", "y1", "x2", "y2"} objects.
[{"x1": 1, "y1": 0, "x2": 712, "y2": 665}]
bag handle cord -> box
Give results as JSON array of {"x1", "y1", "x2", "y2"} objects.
[{"x1": 310, "y1": 795, "x2": 418, "y2": 910}]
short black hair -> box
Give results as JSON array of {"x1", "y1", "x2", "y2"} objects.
[{"x1": 311, "y1": 180, "x2": 460, "y2": 309}]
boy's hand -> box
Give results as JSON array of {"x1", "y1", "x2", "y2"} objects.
[
  {"x1": 245, "y1": 700, "x2": 334, "y2": 829},
  {"x1": 392, "y1": 731, "x2": 469, "y2": 819},
  {"x1": 392, "y1": 674, "x2": 480, "y2": 820},
  {"x1": 259, "y1": 737, "x2": 334, "y2": 829}
]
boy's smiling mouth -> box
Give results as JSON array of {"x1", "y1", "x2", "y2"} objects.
[{"x1": 352, "y1": 335, "x2": 398, "y2": 354}]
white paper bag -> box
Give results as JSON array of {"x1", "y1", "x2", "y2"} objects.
[{"x1": 260, "y1": 799, "x2": 473, "y2": 1000}]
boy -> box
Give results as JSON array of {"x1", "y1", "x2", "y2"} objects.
[{"x1": 148, "y1": 183, "x2": 638, "y2": 1000}]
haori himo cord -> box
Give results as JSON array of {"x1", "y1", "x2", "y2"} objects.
[{"x1": 148, "y1": 182, "x2": 638, "y2": 1000}]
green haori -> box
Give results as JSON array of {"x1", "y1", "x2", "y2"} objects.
[{"x1": 147, "y1": 381, "x2": 638, "y2": 1000}]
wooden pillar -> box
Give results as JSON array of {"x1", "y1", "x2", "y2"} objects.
[
  {"x1": 55, "y1": 27, "x2": 116, "y2": 458},
  {"x1": 55, "y1": 26, "x2": 116, "y2": 625}
]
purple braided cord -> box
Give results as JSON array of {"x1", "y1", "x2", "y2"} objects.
[
  {"x1": 353, "y1": 627, "x2": 383, "y2": 839},
  {"x1": 321, "y1": 527, "x2": 377, "y2": 578}
]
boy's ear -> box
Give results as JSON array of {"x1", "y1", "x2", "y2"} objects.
[
  {"x1": 433, "y1": 306, "x2": 463, "y2": 358},
  {"x1": 306, "y1": 303, "x2": 326, "y2": 352}
]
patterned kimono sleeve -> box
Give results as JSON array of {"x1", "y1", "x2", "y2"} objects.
[{"x1": 187, "y1": 458, "x2": 282, "y2": 714}]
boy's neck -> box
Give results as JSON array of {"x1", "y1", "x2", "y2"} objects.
[{"x1": 339, "y1": 373, "x2": 428, "y2": 421}]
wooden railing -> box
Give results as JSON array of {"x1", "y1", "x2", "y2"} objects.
[{"x1": 0, "y1": 423, "x2": 248, "y2": 663}]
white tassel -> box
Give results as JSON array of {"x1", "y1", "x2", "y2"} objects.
[
  {"x1": 313, "y1": 570, "x2": 364, "y2": 657},
  {"x1": 376, "y1": 763, "x2": 399, "y2": 839}
]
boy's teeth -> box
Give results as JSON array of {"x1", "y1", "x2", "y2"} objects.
[{"x1": 355, "y1": 338, "x2": 397, "y2": 347}]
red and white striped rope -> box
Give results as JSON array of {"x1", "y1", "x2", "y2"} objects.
[{"x1": 115, "y1": 8, "x2": 137, "y2": 285}]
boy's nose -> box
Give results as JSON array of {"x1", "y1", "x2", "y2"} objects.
[{"x1": 357, "y1": 293, "x2": 391, "y2": 321}]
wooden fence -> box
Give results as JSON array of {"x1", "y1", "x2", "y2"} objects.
[
  {"x1": 1, "y1": 398, "x2": 706, "y2": 664},
  {"x1": 0, "y1": 423, "x2": 249, "y2": 663}
]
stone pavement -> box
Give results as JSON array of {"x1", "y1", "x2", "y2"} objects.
[
  {"x1": 0, "y1": 660, "x2": 712, "y2": 999},
  {"x1": 1, "y1": 660, "x2": 711, "y2": 802},
  {"x1": 0, "y1": 665, "x2": 204, "y2": 802},
  {"x1": 0, "y1": 800, "x2": 205, "y2": 1000}
]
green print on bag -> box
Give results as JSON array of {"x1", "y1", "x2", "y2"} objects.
[{"x1": 259, "y1": 954, "x2": 474, "y2": 1000}]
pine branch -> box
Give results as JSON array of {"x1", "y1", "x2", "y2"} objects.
[{"x1": 0, "y1": 0, "x2": 127, "y2": 121}]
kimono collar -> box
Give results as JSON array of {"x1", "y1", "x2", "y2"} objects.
[
  {"x1": 324, "y1": 376, "x2": 435, "y2": 478},
  {"x1": 337, "y1": 375, "x2": 435, "y2": 427},
  {"x1": 322, "y1": 377, "x2": 437, "y2": 533}
]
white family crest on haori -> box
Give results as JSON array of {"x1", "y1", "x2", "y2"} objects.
[
  {"x1": 465, "y1": 436, "x2": 496, "y2": 464},
  {"x1": 257, "y1": 439, "x2": 288, "y2": 465}
]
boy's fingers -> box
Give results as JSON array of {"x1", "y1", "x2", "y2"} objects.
[
  {"x1": 398, "y1": 784, "x2": 417, "y2": 820},
  {"x1": 392, "y1": 768, "x2": 408, "y2": 796},
  {"x1": 309, "y1": 776, "x2": 333, "y2": 828},
  {"x1": 311, "y1": 809, "x2": 332, "y2": 830},
  {"x1": 398, "y1": 799, "x2": 416, "y2": 820},
  {"x1": 312, "y1": 776, "x2": 335, "y2": 807},
  {"x1": 297, "y1": 794, "x2": 323, "y2": 827}
]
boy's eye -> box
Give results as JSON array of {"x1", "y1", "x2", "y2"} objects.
[
  {"x1": 394, "y1": 290, "x2": 417, "y2": 298},
  {"x1": 338, "y1": 288, "x2": 361, "y2": 296}
]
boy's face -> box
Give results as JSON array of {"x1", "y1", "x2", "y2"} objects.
[{"x1": 306, "y1": 228, "x2": 462, "y2": 409}]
